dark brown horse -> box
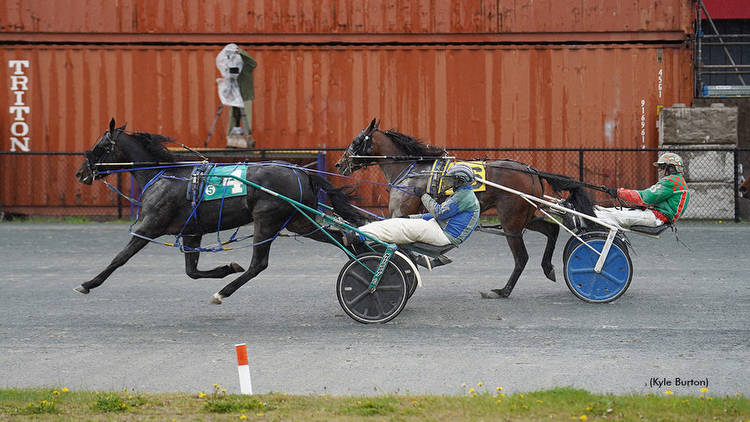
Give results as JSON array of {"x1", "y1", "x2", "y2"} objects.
[
  {"x1": 740, "y1": 175, "x2": 750, "y2": 199},
  {"x1": 336, "y1": 119, "x2": 574, "y2": 299}
]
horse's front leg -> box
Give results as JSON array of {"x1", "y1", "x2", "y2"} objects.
[
  {"x1": 182, "y1": 235, "x2": 244, "y2": 279},
  {"x1": 389, "y1": 188, "x2": 422, "y2": 217},
  {"x1": 75, "y1": 235, "x2": 151, "y2": 294},
  {"x1": 481, "y1": 209, "x2": 529, "y2": 299},
  {"x1": 486, "y1": 233, "x2": 529, "y2": 298}
]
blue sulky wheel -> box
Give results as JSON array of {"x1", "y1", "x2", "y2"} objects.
[
  {"x1": 336, "y1": 252, "x2": 408, "y2": 324},
  {"x1": 563, "y1": 232, "x2": 633, "y2": 303}
]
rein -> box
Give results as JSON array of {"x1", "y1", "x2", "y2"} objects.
[
  {"x1": 485, "y1": 162, "x2": 612, "y2": 194},
  {"x1": 349, "y1": 155, "x2": 455, "y2": 163}
]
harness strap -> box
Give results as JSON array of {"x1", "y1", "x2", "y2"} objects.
[
  {"x1": 181, "y1": 166, "x2": 304, "y2": 253},
  {"x1": 132, "y1": 170, "x2": 166, "y2": 221},
  {"x1": 102, "y1": 178, "x2": 140, "y2": 205},
  {"x1": 391, "y1": 161, "x2": 417, "y2": 188}
]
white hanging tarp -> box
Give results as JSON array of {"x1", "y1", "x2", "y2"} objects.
[{"x1": 215, "y1": 43, "x2": 245, "y2": 107}]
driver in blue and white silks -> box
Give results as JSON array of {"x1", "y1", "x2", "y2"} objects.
[{"x1": 346, "y1": 164, "x2": 480, "y2": 249}]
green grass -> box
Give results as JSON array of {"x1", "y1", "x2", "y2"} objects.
[{"x1": 0, "y1": 386, "x2": 747, "y2": 421}]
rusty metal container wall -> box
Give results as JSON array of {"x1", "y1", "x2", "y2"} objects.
[
  {"x1": 249, "y1": 44, "x2": 692, "y2": 150},
  {"x1": 0, "y1": 44, "x2": 692, "y2": 212},
  {"x1": 1, "y1": 0, "x2": 693, "y2": 35},
  {"x1": 0, "y1": 44, "x2": 691, "y2": 150},
  {"x1": 0, "y1": 153, "x2": 129, "y2": 215},
  {"x1": 0, "y1": 46, "x2": 219, "y2": 151}
]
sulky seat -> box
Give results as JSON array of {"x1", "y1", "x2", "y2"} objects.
[{"x1": 404, "y1": 242, "x2": 456, "y2": 256}]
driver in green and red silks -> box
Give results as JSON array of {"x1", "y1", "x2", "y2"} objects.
[{"x1": 596, "y1": 153, "x2": 690, "y2": 228}]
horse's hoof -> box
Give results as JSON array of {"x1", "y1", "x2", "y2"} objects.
[
  {"x1": 493, "y1": 288, "x2": 512, "y2": 298},
  {"x1": 480, "y1": 290, "x2": 502, "y2": 299},
  {"x1": 230, "y1": 262, "x2": 244, "y2": 273},
  {"x1": 480, "y1": 289, "x2": 510, "y2": 299},
  {"x1": 544, "y1": 266, "x2": 557, "y2": 282},
  {"x1": 74, "y1": 286, "x2": 90, "y2": 295},
  {"x1": 209, "y1": 293, "x2": 224, "y2": 305}
]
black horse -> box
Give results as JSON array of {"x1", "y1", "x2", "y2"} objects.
[
  {"x1": 336, "y1": 119, "x2": 594, "y2": 299},
  {"x1": 75, "y1": 119, "x2": 364, "y2": 304}
]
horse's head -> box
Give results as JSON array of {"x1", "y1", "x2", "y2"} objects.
[
  {"x1": 76, "y1": 118, "x2": 127, "y2": 185},
  {"x1": 335, "y1": 118, "x2": 380, "y2": 175}
]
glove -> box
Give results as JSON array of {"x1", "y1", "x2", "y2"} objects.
[
  {"x1": 604, "y1": 187, "x2": 619, "y2": 198},
  {"x1": 412, "y1": 186, "x2": 427, "y2": 197}
]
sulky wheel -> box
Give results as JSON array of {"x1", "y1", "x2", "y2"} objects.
[
  {"x1": 392, "y1": 251, "x2": 419, "y2": 299},
  {"x1": 563, "y1": 232, "x2": 633, "y2": 303},
  {"x1": 563, "y1": 230, "x2": 628, "y2": 262},
  {"x1": 368, "y1": 245, "x2": 419, "y2": 299},
  {"x1": 336, "y1": 252, "x2": 408, "y2": 324}
]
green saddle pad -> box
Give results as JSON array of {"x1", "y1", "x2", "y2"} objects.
[{"x1": 203, "y1": 164, "x2": 248, "y2": 201}]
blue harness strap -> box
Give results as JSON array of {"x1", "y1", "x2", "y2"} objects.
[{"x1": 178, "y1": 165, "x2": 304, "y2": 253}]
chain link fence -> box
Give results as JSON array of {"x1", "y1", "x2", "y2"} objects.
[{"x1": 1, "y1": 148, "x2": 748, "y2": 221}]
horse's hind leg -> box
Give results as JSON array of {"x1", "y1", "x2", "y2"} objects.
[
  {"x1": 75, "y1": 235, "x2": 150, "y2": 294},
  {"x1": 209, "y1": 222, "x2": 278, "y2": 304},
  {"x1": 182, "y1": 235, "x2": 244, "y2": 279},
  {"x1": 525, "y1": 217, "x2": 559, "y2": 282}
]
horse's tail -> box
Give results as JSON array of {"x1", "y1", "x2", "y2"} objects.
[
  {"x1": 307, "y1": 172, "x2": 367, "y2": 226},
  {"x1": 536, "y1": 173, "x2": 596, "y2": 217}
]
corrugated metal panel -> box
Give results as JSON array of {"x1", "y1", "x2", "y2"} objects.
[
  {"x1": 0, "y1": 46, "x2": 219, "y2": 152},
  {"x1": 0, "y1": 153, "x2": 130, "y2": 215},
  {"x1": 0, "y1": 44, "x2": 692, "y2": 151},
  {"x1": 0, "y1": 43, "x2": 692, "y2": 212},
  {"x1": 702, "y1": 0, "x2": 750, "y2": 19},
  {"x1": 1, "y1": 0, "x2": 693, "y2": 36},
  {"x1": 252, "y1": 44, "x2": 693, "y2": 150}
]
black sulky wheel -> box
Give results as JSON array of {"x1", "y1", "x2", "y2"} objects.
[
  {"x1": 563, "y1": 231, "x2": 633, "y2": 303},
  {"x1": 368, "y1": 245, "x2": 419, "y2": 299},
  {"x1": 336, "y1": 252, "x2": 408, "y2": 324}
]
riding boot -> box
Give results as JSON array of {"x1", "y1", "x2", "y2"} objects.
[
  {"x1": 431, "y1": 255, "x2": 453, "y2": 267},
  {"x1": 412, "y1": 254, "x2": 452, "y2": 269},
  {"x1": 342, "y1": 231, "x2": 364, "y2": 247},
  {"x1": 560, "y1": 200, "x2": 581, "y2": 230}
]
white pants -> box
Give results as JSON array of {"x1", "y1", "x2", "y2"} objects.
[
  {"x1": 358, "y1": 218, "x2": 451, "y2": 246},
  {"x1": 593, "y1": 205, "x2": 664, "y2": 229}
]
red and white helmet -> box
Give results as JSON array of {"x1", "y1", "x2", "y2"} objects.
[{"x1": 653, "y1": 152, "x2": 684, "y2": 173}]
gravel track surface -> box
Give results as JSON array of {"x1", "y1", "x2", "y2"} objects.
[{"x1": 1, "y1": 222, "x2": 748, "y2": 396}]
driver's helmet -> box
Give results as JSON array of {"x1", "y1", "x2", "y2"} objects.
[
  {"x1": 444, "y1": 163, "x2": 475, "y2": 188},
  {"x1": 653, "y1": 152, "x2": 684, "y2": 173}
]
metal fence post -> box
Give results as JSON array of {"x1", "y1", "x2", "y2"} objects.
[
  {"x1": 317, "y1": 148, "x2": 327, "y2": 208},
  {"x1": 734, "y1": 148, "x2": 740, "y2": 223},
  {"x1": 578, "y1": 149, "x2": 585, "y2": 182},
  {"x1": 117, "y1": 172, "x2": 123, "y2": 220},
  {"x1": 130, "y1": 175, "x2": 137, "y2": 219}
]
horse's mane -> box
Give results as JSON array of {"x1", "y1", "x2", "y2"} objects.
[
  {"x1": 129, "y1": 131, "x2": 176, "y2": 162},
  {"x1": 383, "y1": 130, "x2": 446, "y2": 157}
]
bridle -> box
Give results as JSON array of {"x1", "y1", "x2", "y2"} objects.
[
  {"x1": 84, "y1": 128, "x2": 122, "y2": 179},
  {"x1": 341, "y1": 125, "x2": 378, "y2": 173}
]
